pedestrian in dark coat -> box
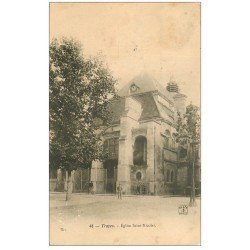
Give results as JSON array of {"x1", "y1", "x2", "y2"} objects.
[
  {"x1": 117, "y1": 183, "x2": 123, "y2": 200},
  {"x1": 136, "y1": 184, "x2": 140, "y2": 195}
]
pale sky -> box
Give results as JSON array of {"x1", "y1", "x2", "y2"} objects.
[{"x1": 50, "y1": 3, "x2": 200, "y2": 106}]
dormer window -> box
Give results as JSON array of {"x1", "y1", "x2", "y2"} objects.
[{"x1": 130, "y1": 83, "x2": 139, "y2": 93}]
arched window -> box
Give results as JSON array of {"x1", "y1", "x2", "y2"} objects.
[
  {"x1": 133, "y1": 136, "x2": 147, "y2": 165},
  {"x1": 166, "y1": 169, "x2": 170, "y2": 182},
  {"x1": 179, "y1": 146, "x2": 187, "y2": 158},
  {"x1": 164, "y1": 137, "x2": 170, "y2": 148},
  {"x1": 136, "y1": 171, "x2": 142, "y2": 181},
  {"x1": 170, "y1": 170, "x2": 174, "y2": 183},
  {"x1": 172, "y1": 133, "x2": 177, "y2": 150}
]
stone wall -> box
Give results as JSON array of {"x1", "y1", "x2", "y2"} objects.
[
  {"x1": 91, "y1": 161, "x2": 106, "y2": 194},
  {"x1": 154, "y1": 121, "x2": 179, "y2": 195},
  {"x1": 49, "y1": 179, "x2": 57, "y2": 191},
  {"x1": 117, "y1": 97, "x2": 142, "y2": 194}
]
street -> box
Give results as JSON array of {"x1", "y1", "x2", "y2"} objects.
[{"x1": 50, "y1": 193, "x2": 200, "y2": 245}]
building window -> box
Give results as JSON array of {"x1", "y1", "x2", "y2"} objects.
[
  {"x1": 104, "y1": 138, "x2": 119, "y2": 159},
  {"x1": 166, "y1": 169, "x2": 174, "y2": 183},
  {"x1": 179, "y1": 146, "x2": 187, "y2": 158},
  {"x1": 133, "y1": 136, "x2": 147, "y2": 165},
  {"x1": 171, "y1": 140, "x2": 175, "y2": 150},
  {"x1": 136, "y1": 171, "x2": 142, "y2": 181},
  {"x1": 130, "y1": 83, "x2": 139, "y2": 93},
  {"x1": 170, "y1": 170, "x2": 174, "y2": 183},
  {"x1": 164, "y1": 137, "x2": 170, "y2": 148},
  {"x1": 166, "y1": 169, "x2": 170, "y2": 182},
  {"x1": 172, "y1": 134, "x2": 177, "y2": 150}
]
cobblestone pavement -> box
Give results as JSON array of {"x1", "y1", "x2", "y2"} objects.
[{"x1": 50, "y1": 193, "x2": 200, "y2": 245}]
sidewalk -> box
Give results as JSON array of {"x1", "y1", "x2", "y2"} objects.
[
  {"x1": 50, "y1": 191, "x2": 200, "y2": 245},
  {"x1": 49, "y1": 191, "x2": 194, "y2": 198}
]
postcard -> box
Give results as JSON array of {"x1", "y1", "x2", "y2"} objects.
[{"x1": 49, "y1": 2, "x2": 201, "y2": 245}]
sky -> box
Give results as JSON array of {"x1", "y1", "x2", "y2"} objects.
[{"x1": 50, "y1": 3, "x2": 200, "y2": 106}]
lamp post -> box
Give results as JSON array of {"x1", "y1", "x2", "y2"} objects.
[{"x1": 189, "y1": 142, "x2": 197, "y2": 207}]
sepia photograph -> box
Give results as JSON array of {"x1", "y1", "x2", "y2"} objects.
[
  {"x1": 49, "y1": 2, "x2": 201, "y2": 245},
  {"x1": 3, "y1": 1, "x2": 250, "y2": 250}
]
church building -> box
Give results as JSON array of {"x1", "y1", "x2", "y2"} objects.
[
  {"x1": 51, "y1": 73, "x2": 200, "y2": 195},
  {"x1": 90, "y1": 73, "x2": 200, "y2": 195}
]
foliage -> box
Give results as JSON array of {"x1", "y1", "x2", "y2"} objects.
[
  {"x1": 176, "y1": 104, "x2": 200, "y2": 206},
  {"x1": 185, "y1": 104, "x2": 200, "y2": 143},
  {"x1": 176, "y1": 104, "x2": 200, "y2": 146},
  {"x1": 49, "y1": 38, "x2": 117, "y2": 173}
]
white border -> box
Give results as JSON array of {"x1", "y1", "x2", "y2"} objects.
[{"x1": 1, "y1": 1, "x2": 250, "y2": 250}]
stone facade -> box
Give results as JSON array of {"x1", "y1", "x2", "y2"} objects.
[{"x1": 89, "y1": 73, "x2": 200, "y2": 195}]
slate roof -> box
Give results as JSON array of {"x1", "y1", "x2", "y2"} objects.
[
  {"x1": 108, "y1": 93, "x2": 160, "y2": 124},
  {"x1": 108, "y1": 94, "x2": 174, "y2": 124},
  {"x1": 108, "y1": 73, "x2": 175, "y2": 125},
  {"x1": 134, "y1": 93, "x2": 160, "y2": 121},
  {"x1": 155, "y1": 100, "x2": 174, "y2": 120}
]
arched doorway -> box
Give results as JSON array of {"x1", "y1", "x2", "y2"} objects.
[{"x1": 132, "y1": 136, "x2": 148, "y2": 195}]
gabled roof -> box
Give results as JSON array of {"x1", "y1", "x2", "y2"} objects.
[
  {"x1": 154, "y1": 99, "x2": 174, "y2": 121},
  {"x1": 134, "y1": 93, "x2": 160, "y2": 121}
]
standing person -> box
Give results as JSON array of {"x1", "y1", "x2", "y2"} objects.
[
  {"x1": 136, "y1": 184, "x2": 140, "y2": 195},
  {"x1": 117, "y1": 183, "x2": 122, "y2": 200},
  {"x1": 89, "y1": 181, "x2": 93, "y2": 194}
]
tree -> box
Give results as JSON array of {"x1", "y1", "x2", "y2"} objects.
[
  {"x1": 176, "y1": 104, "x2": 200, "y2": 206},
  {"x1": 49, "y1": 38, "x2": 116, "y2": 200}
]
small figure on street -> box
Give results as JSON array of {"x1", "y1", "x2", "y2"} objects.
[
  {"x1": 117, "y1": 183, "x2": 123, "y2": 200},
  {"x1": 89, "y1": 181, "x2": 94, "y2": 194},
  {"x1": 136, "y1": 184, "x2": 140, "y2": 195}
]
